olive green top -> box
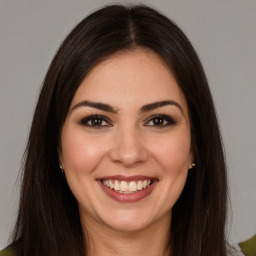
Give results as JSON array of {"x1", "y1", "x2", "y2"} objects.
[
  {"x1": 0, "y1": 247, "x2": 16, "y2": 256},
  {"x1": 239, "y1": 234, "x2": 256, "y2": 256}
]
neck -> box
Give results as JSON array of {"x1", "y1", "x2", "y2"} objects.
[{"x1": 82, "y1": 214, "x2": 172, "y2": 256}]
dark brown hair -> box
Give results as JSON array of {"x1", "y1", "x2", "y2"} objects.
[{"x1": 10, "y1": 4, "x2": 230, "y2": 256}]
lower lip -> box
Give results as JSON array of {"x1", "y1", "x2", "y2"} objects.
[{"x1": 98, "y1": 180, "x2": 158, "y2": 202}]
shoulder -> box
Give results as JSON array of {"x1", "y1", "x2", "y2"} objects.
[
  {"x1": 0, "y1": 247, "x2": 17, "y2": 256},
  {"x1": 238, "y1": 234, "x2": 256, "y2": 256}
]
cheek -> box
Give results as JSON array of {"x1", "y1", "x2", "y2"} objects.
[
  {"x1": 61, "y1": 128, "x2": 107, "y2": 176},
  {"x1": 60, "y1": 128, "x2": 109, "y2": 208},
  {"x1": 142, "y1": 132, "x2": 191, "y2": 215},
  {"x1": 150, "y1": 131, "x2": 192, "y2": 174}
]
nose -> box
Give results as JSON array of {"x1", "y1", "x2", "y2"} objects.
[{"x1": 109, "y1": 126, "x2": 148, "y2": 168}]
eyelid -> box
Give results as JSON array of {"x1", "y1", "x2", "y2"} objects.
[
  {"x1": 144, "y1": 114, "x2": 177, "y2": 127},
  {"x1": 79, "y1": 114, "x2": 112, "y2": 127},
  {"x1": 78, "y1": 113, "x2": 177, "y2": 128}
]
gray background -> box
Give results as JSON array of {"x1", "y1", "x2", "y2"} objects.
[{"x1": 0, "y1": 0, "x2": 255, "y2": 248}]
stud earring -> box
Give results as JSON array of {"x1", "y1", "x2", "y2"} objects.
[
  {"x1": 59, "y1": 163, "x2": 64, "y2": 173},
  {"x1": 189, "y1": 163, "x2": 196, "y2": 169}
]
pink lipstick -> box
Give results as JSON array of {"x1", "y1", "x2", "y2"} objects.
[{"x1": 97, "y1": 175, "x2": 158, "y2": 202}]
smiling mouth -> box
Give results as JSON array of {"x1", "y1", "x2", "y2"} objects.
[
  {"x1": 101, "y1": 179, "x2": 153, "y2": 194},
  {"x1": 97, "y1": 175, "x2": 158, "y2": 202}
]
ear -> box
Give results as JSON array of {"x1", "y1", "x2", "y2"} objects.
[
  {"x1": 188, "y1": 151, "x2": 195, "y2": 169},
  {"x1": 57, "y1": 144, "x2": 63, "y2": 165},
  {"x1": 189, "y1": 136, "x2": 197, "y2": 169},
  {"x1": 189, "y1": 127, "x2": 197, "y2": 169},
  {"x1": 188, "y1": 140, "x2": 197, "y2": 169}
]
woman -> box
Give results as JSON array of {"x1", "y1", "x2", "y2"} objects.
[{"x1": 0, "y1": 4, "x2": 240, "y2": 256}]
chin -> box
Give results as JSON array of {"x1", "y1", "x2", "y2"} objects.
[
  {"x1": 99, "y1": 209, "x2": 161, "y2": 233},
  {"x1": 105, "y1": 220, "x2": 151, "y2": 233}
]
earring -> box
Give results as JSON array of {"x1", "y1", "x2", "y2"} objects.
[
  {"x1": 59, "y1": 163, "x2": 64, "y2": 173},
  {"x1": 189, "y1": 163, "x2": 196, "y2": 169}
]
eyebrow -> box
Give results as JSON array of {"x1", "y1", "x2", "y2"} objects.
[
  {"x1": 70, "y1": 100, "x2": 183, "y2": 114},
  {"x1": 141, "y1": 100, "x2": 183, "y2": 114},
  {"x1": 70, "y1": 100, "x2": 118, "y2": 113}
]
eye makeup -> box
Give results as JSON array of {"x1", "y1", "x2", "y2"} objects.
[
  {"x1": 144, "y1": 114, "x2": 177, "y2": 127},
  {"x1": 77, "y1": 113, "x2": 178, "y2": 129},
  {"x1": 79, "y1": 114, "x2": 112, "y2": 128}
]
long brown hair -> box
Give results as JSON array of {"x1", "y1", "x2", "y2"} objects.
[{"x1": 11, "y1": 4, "x2": 230, "y2": 256}]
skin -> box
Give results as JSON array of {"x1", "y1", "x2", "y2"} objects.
[{"x1": 59, "y1": 48, "x2": 194, "y2": 256}]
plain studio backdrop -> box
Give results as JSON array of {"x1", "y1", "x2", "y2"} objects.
[{"x1": 0, "y1": 0, "x2": 255, "y2": 248}]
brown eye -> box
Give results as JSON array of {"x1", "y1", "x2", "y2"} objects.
[
  {"x1": 151, "y1": 117, "x2": 166, "y2": 126},
  {"x1": 145, "y1": 114, "x2": 177, "y2": 127},
  {"x1": 90, "y1": 118, "x2": 104, "y2": 126},
  {"x1": 80, "y1": 115, "x2": 111, "y2": 128}
]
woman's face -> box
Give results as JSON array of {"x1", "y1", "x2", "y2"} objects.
[{"x1": 60, "y1": 49, "x2": 193, "y2": 233}]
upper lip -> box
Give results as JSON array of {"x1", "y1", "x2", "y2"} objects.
[{"x1": 97, "y1": 175, "x2": 158, "y2": 182}]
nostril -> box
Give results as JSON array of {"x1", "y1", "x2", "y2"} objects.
[
  {"x1": 110, "y1": 150, "x2": 148, "y2": 167},
  {"x1": 108, "y1": 130, "x2": 149, "y2": 167}
]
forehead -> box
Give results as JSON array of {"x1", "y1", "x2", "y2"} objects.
[{"x1": 70, "y1": 49, "x2": 188, "y2": 113}]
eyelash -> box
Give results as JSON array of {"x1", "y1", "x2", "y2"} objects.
[
  {"x1": 145, "y1": 114, "x2": 177, "y2": 127},
  {"x1": 79, "y1": 114, "x2": 177, "y2": 128},
  {"x1": 79, "y1": 115, "x2": 111, "y2": 128}
]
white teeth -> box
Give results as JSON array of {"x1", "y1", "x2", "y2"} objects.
[
  {"x1": 109, "y1": 180, "x2": 114, "y2": 189},
  {"x1": 114, "y1": 180, "x2": 120, "y2": 191},
  {"x1": 137, "y1": 180, "x2": 143, "y2": 190},
  {"x1": 128, "y1": 181, "x2": 137, "y2": 192},
  {"x1": 120, "y1": 181, "x2": 128, "y2": 192},
  {"x1": 102, "y1": 179, "x2": 153, "y2": 193}
]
